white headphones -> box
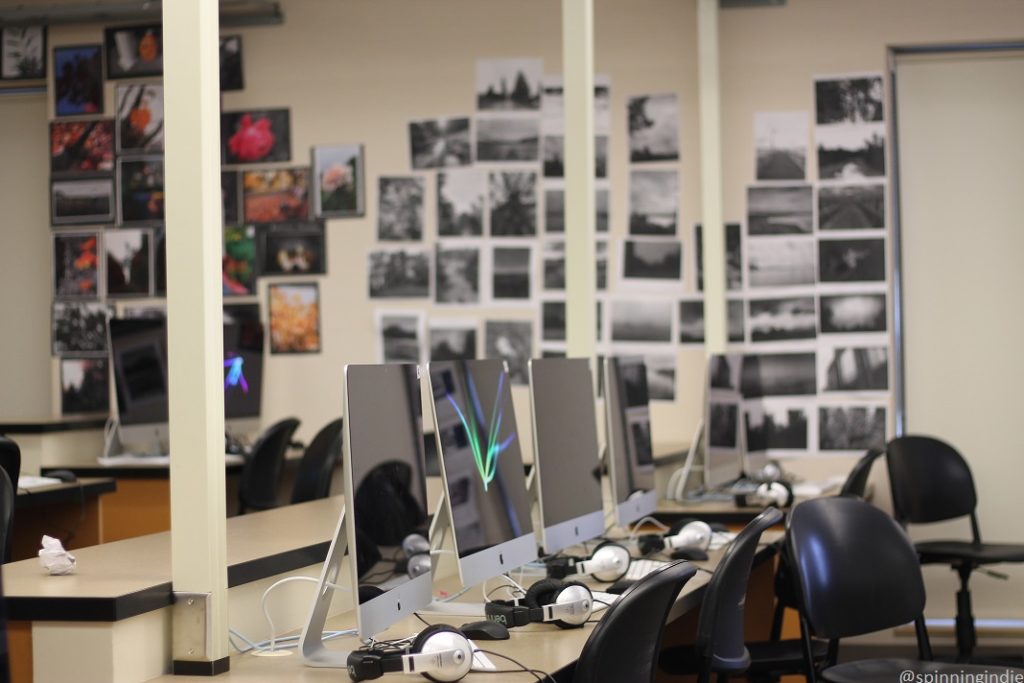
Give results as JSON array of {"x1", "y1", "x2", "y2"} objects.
[{"x1": 638, "y1": 519, "x2": 713, "y2": 555}]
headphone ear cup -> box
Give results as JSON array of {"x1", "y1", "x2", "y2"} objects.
[
  {"x1": 523, "y1": 578, "x2": 565, "y2": 609},
  {"x1": 549, "y1": 580, "x2": 593, "y2": 629},
  {"x1": 668, "y1": 517, "x2": 701, "y2": 537},
  {"x1": 588, "y1": 540, "x2": 630, "y2": 582},
  {"x1": 638, "y1": 533, "x2": 664, "y2": 556},
  {"x1": 412, "y1": 624, "x2": 472, "y2": 683}
]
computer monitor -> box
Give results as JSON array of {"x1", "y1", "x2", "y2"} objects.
[
  {"x1": 426, "y1": 359, "x2": 536, "y2": 588},
  {"x1": 527, "y1": 358, "x2": 606, "y2": 553},
  {"x1": 222, "y1": 321, "x2": 264, "y2": 435},
  {"x1": 704, "y1": 353, "x2": 745, "y2": 490},
  {"x1": 603, "y1": 356, "x2": 657, "y2": 526},
  {"x1": 109, "y1": 318, "x2": 170, "y2": 451}
]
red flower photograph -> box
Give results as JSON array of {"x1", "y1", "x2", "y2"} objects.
[{"x1": 221, "y1": 109, "x2": 291, "y2": 164}]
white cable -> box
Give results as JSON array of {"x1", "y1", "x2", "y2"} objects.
[
  {"x1": 258, "y1": 576, "x2": 348, "y2": 652},
  {"x1": 229, "y1": 627, "x2": 356, "y2": 654},
  {"x1": 437, "y1": 583, "x2": 474, "y2": 603},
  {"x1": 627, "y1": 516, "x2": 671, "y2": 541},
  {"x1": 481, "y1": 574, "x2": 526, "y2": 604}
]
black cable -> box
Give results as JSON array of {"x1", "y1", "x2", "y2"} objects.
[
  {"x1": 413, "y1": 612, "x2": 432, "y2": 627},
  {"x1": 473, "y1": 649, "x2": 554, "y2": 683}
]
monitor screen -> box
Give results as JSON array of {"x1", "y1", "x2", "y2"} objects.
[
  {"x1": 704, "y1": 353, "x2": 745, "y2": 490},
  {"x1": 604, "y1": 357, "x2": 657, "y2": 526},
  {"x1": 109, "y1": 318, "x2": 169, "y2": 427},
  {"x1": 223, "y1": 321, "x2": 264, "y2": 420},
  {"x1": 427, "y1": 359, "x2": 536, "y2": 587},
  {"x1": 528, "y1": 358, "x2": 606, "y2": 553}
]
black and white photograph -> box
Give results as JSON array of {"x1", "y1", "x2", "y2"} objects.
[
  {"x1": 815, "y1": 76, "x2": 884, "y2": 125},
  {"x1": 754, "y1": 111, "x2": 807, "y2": 181},
  {"x1": 52, "y1": 301, "x2": 111, "y2": 355},
  {"x1": 429, "y1": 322, "x2": 477, "y2": 361},
  {"x1": 817, "y1": 124, "x2": 886, "y2": 179},
  {"x1": 749, "y1": 296, "x2": 817, "y2": 342},
  {"x1": 51, "y1": 177, "x2": 115, "y2": 225},
  {"x1": 376, "y1": 311, "x2": 422, "y2": 364},
  {"x1": 489, "y1": 171, "x2": 537, "y2": 237},
  {"x1": 492, "y1": 245, "x2": 532, "y2": 301},
  {"x1": 105, "y1": 24, "x2": 162, "y2": 79},
  {"x1": 541, "y1": 300, "x2": 565, "y2": 342},
  {"x1": 610, "y1": 299, "x2": 673, "y2": 343},
  {"x1": 435, "y1": 244, "x2": 480, "y2": 304},
  {"x1": 817, "y1": 183, "x2": 885, "y2": 230},
  {"x1": 596, "y1": 186, "x2": 609, "y2": 232},
  {"x1": 708, "y1": 403, "x2": 739, "y2": 448},
  {"x1": 747, "y1": 185, "x2": 813, "y2": 235},
  {"x1": 630, "y1": 169, "x2": 678, "y2": 235},
  {"x1": 437, "y1": 168, "x2": 484, "y2": 237},
  {"x1": 2, "y1": 25, "x2": 45, "y2": 80},
  {"x1": 60, "y1": 357, "x2": 109, "y2": 414},
  {"x1": 259, "y1": 222, "x2": 326, "y2": 275},
  {"x1": 628, "y1": 93, "x2": 679, "y2": 162},
  {"x1": 222, "y1": 171, "x2": 241, "y2": 225},
  {"x1": 476, "y1": 118, "x2": 540, "y2": 162},
  {"x1": 543, "y1": 240, "x2": 564, "y2": 291},
  {"x1": 368, "y1": 248, "x2": 430, "y2": 299},
  {"x1": 312, "y1": 143, "x2": 364, "y2": 218},
  {"x1": 709, "y1": 354, "x2": 741, "y2": 391},
  {"x1": 819, "y1": 293, "x2": 887, "y2": 334},
  {"x1": 410, "y1": 117, "x2": 472, "y2": 169},
  {"x1": 105, "y1": 228, "x2": 151, "y2": 297},
  {"x1": 596, "y1": 240, "x2": 609, "y2": 291},
  {"x1": 747, "y1": 238, "x2": 815, "y2": 288},
  {"x1": 695, "y1": 223, "x2": 742, "y2": 291},
  {"x1": 116, "y1": 83, "x2": 164, "y2": 153},
  {"x1": 679, "y1": 299, "x2": 704, "y2": 344},
  {"x1": 745, "y1": 403, "x2": 809, "y2": 451},
  {"x1": 542, "y1": 74, "x2": 612, "y2": 133},
  {"x1": 622, "y1": 239, "x2": 682, "y2": 282},
  {"x1": 53, "y1": 232, "x2": 100, "y2": 299},
  {"x1": 818, "y1": 238, "x2": 886, "y2": 283},
  {"x1": 476, "y1": 58, "x2": 542, "y2": 111},
  {"x1": 645, "y1": 354, "x2": 676, "y2": 401},
  {"x1": 819, "y1": 405, "x2": 886, "y2": 451},
  {"x1": 378, "y1": 176, "x2": 425, "y2": 241},
  {"x1": 542, "y1": 134, "x2": 563, "y2": 177},
  {"x1": 219, "y1": 35, "x2": 243, "y2": 91},
  {"x1": 821, "y1": 346, "x2": 888, "y2": 392},
  {"x1": 485, "y1": 320, "x2": 532, "y2": 385},
  {"x1": 728, "y1": 299, "x2": 745, "y2": 343},
  {"x1": 740, "y1": 352, "x2": 817, "y2": 398},
  {"x1": 544, "y1": 188, "x2": 564, "y2": 233}
]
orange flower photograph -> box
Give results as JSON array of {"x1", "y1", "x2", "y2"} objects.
[
  {"x1": 268, "y1": 282, "x2": 320, "y2": 354},
  {"x1": 242, "y1": 167, "x2": 310, "y2": 223}
]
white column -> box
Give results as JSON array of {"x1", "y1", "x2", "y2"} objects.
[
  {"x1": 163, "y1": 0, "x2": 230, "y2": 669},
  {"x1": 697, "y1": 0, "x2": 726, "y2": 353},
  {"x1": 562, "y1": 0, "x2": 597, "y2": 359}
]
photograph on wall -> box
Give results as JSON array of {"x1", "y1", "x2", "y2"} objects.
[
  {"x1": 678, "y1": 299, "x2": 704, "y2": 344},
  {"x1": 709, "y1": 354, "x2": 741, "y2": 391},
  {"x1": 50, "y1": 120, "x2": 114, "y2": 173},
  {"x1": 476, "y1": 57, "x2": 542, "y2": 111},
  {"x1": 378, "y1": 176, "x2": 424, "y2": 241},
  {"x1": 312, "y1": 144, "x2": 363, "y2": 218},
  {"x1": 2, "y1": 26, "x2": 45, "y2": 79},
  {"x1": 596, "y1": 240, "x2": 608, "y2": 291},
  {"x1": 754, "y1": 111, "x2": 807, "y2": 181},
  {"x1": 52, "y1": 301, "x2": 111, "y2": 355},
  {"x1": 816, "y1": 124, "x2": 886, "y2": 179},
  {"x1": 222, "y1": 302, "x2": 258, "y2": 325},
  {"x1": 268, "y1": 282, "x2": 321, "y2": 354},
  {"x1": 708, "y1": 403, "x2": 739, "y2": 448},
  {"x1": 222, "y1": 171, "x2": 241, "y2": 225},
  {"x1": 60, "y1": 357, "x2": 109, "y2": 414},
  {"x1": 53, "y1": 45, "x2": 103, "y2": 117},
  {"x1": 410, "y1": 117, "x2": 471, "y2": 169},
  {"x1": 817, "y1": 183, "x2": 885, "y2": 230},
  {"x1": 51, "y1": 177, "x2": 115, "y2": 225},
  {"x1": 368, "y1": 248, "x2": 430, "y2": 299},
  {"x1": 491, "y1": 245, "x2": 532, "y2": 301},
  {"x1": 695, "y1": 222, "x2": 742, "y2": 291},
  {"x1": 628, "y1": 93, "x2": 679, "y2": 162},
  {"x1": 596, "y1": 185, "x2": 610, "y2": 232},
  {"x1": 542, "y1": 134, "x2": 563, "y2": 178},
  {"x1": 815, "y1": 75, "x2": 884, "y2": 125},
  {"x1": 153, "y1": 227, "x2": 166, "y2": 295},
  {"x1": 118, "y1": 156, "x2": 164, "y2": 225},
  {"x1": 610, "y1": 299, "x2": 673, "y2": 343},
  {"x1": 745, "y1": 403, "x2": 809, "y2": 452},
  {"x1": 223, "y1": 225, "x2": 257, "y2": 296},
  {"x1": 115, "y1": 83, "x2": 163, "y2": 153},
  {"x1": 219, "y1": 35, "x2": 243, "y2": 91},
  {"x1": 819, "y1": 293, "x2": 887, "y2": 334},
  {"x1": 541, "y1": 300, "x2": 565, "y2": 342},
  {"x1": 105, "y1": 228, "x2": 150, "y2": 297},
  {"x1": 747, "y1": 238, "x2": 815, "y2": 288},
  {"x1": 222, "y1": 109, "x2": 291, "y2": 164},
  {"x1": 749, "y1": 296, "x2": 817, "y2": 342},
  {"x1": 429, "y1": 320, "x2": 478, "y2": 361},
  {"x1": 54, "y1": 232, "x2": 100, "y2": 299},
  {"x1": 489, "y1": 171, "x2": 537, "y2": 237},
  {"x1": 485, "y1": 320, "x2": 532, "y2": 385},
  {"x1": 544, "y1": 187, "x2": 563, "y2": 233},
  {"x1": 105, "y1": 24, "x2": 162, "y2": 78},
  {"x1": 242, "y1": 167, "x2": 310, "y2": 224},
  {"x1": 819, "y1": 405, "x2": 886, "y2": 451},
  {"x1": 543, "y1": 240, "x2": 564, "y2": 291},
  {"x1": 643, "y1": 354, "x2": 676, "y2": 401},
  {"x1": 435, "y1": 243, "x2": 480, "y2": 304},
  {"x1": 476, "y1": 118, "x2": 540, "y2": 163},
  {"x1": 818, "y1": 238, "x2": 885, "y2": 283},
  {"x1": 747, "y1": 185, "x2": 813, "y2": 235},
  {"x1": 820, "y1": 346, "x2": 888, "y2": 393},
  {"x1": 629, "y1": 169, "x2": 678, "y2": 235},
  {"x1": 437, "y1": 168, "x2": 484, "y2": 237},
  {"x1": 541, "y1": 74, "x2": 611, "y2": 133},
  {"x1": 728, "y1": 299, "x2": 745, "y2": 343},
  {"x1": 376, "y1": 310, "x2": 423, "y2": 364},
  {"x1": 621, "y1": 238, "x2": 682, "y2": 282},
  {"x1": 741, "y1": 352, "x2": 816, "y2": 398},
  {"x1": 259, "y1": 222, "x2": 326, "y2": 275}
]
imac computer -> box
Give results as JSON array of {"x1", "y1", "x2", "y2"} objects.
[
  {"x1": 109, "y1": 318, "x2": 170, "y2": 452},
  {"x1": 526, "y1": 358, "x2": 606, "y2": 553},
  {"x1": 603, "y1": 356, "x2": 657, "y2": 527},
  {"x1": 704, "y1": 353, "x2": 746, "y2": 491},
  {"x1": 222, "y1": 320, "x2": 265, "y2": 437},
  {"x1": 426, "y1": 359, "x2": 537, "y2": 589}
]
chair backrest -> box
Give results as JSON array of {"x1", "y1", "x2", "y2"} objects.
[
  {"x1": 886, "y1": 435, "x2": 977, "y2": 524},
  {"x1": 0, "y1": 468, "x2": 13, "y2": 564},
  {"x1": 787, "y1": 496, "x2": 926, "y2": 640},
  {"x1": 573, "y1": 560, "x2": 697, "y2": 683},
  {"x1": 239, "y1": 417, "x2": 301, "y2": 513},
  {"x1": 0, "y1": 437, "x2": 20, "y2": 495},
  {"x1": 839, "y1": 447, "x2": 884, "y2": 498},
  {"x1": 695, "y1": 507, "x2": 784, "y2": 674},
  {"x1": 290, "y1": 418, "x2": 343, "y2": 504}
]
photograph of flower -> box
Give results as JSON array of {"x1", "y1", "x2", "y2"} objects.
[
  {"x1": 51, "y1": 177, "x2": 115, "y2": 225},
  {"x1": 219, "y1": 35, "x2": 243, "y2": 91},
  {"x1": 268, "y1": 282, "x2": 321, "y2": 354},
  {"x1": 105, "y1": 24, "x2": 162, "y2": 79},
  {"x1": 53, "y1": 45, "x2": 103, "y2": 117},
  {"x1": 105, "y1": 228, "x2": 151, "y2": 297},
  {"x1": 2, "y1": 26, "x2": 46, "y2": 80},
  {"x1": 222, "y1": 109, "x2": 291, "y2": 164},
  {"x1": 223, "y1": 225, "x2": 257, "y2": 296},
  {"x1": 242, "y1": 167, "x2": 310, "y2": 223},
  {"x1": 50, "y1": 120, "x2": 114, "y2": 173},
  {"x1": 312, "y1": 144, "x2": 363, "y2": 218},
  {"x1": 116, "y1": 83, "x2": 163, "y2": 153},
  {"x1": 118, "y1": 156, "x2": 164, "y2": 225},
  {"x1": 60, "y1": 357, "x2": 109, "y2": 414},
  {"x1": 54, "y1": 232, "x2": 100, "y2": 298}
]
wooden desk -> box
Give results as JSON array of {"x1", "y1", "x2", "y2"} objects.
[{"x1": 12, "y1": 477, "x2": 117, "y2": 560}]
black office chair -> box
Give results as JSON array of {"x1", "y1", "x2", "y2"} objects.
[
  {"x1": 0, "y1": 437, "x2": 20, "y2": 496},
  {"x1": 572, "y1": 559, "x2": 697, "y2": 683},
  {"x1": 290, "y1": 418, "x2": 343, "y2": 504},
  {"x1": 886, "y1": 435, "x2": 1024, "y2": 661},
  {"x1": 838, "y1": 447, "x2": 884, "y2": 499},
  {"x1": 787, "y1": 496, "x2": 1023, "y2": 683},
  {"x1": 238, "y1": 417, "x2": 301, "y2": 514},
  {"x1": 0, "y1": 467, "x2": 13, "y2": 565}
]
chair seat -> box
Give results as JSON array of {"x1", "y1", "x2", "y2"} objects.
[
  {"x1": 659, "y1": 639, "x2": 827, "y2": 676},
  {"x1": 823, "y1": 659, "x2": 1024, "y2": 683},
  {"x1": 915, "y1": 540, "x2": 1024, "y2": 565}
]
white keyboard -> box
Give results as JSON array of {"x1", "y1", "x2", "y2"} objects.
[
  {"x1": 18, "y1": 475, "x2": 63, "y2": 490},
  {"x1": 624, "y1": 558, "x2": 670, "y2": 582},
  {"x1": 590, "y1": 591, "x2": 620, "y2": 611}
]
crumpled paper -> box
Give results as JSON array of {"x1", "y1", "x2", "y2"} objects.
[{"x1": 38, "y1": 535, "x2": 76, "y2": 575}]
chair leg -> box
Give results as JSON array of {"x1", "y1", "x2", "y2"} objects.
[{"x1": 954, "y1": 564, "x2": 977, "y2": 661}]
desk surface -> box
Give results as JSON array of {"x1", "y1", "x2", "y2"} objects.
[
  {"x1": 14, "y1": 477, "x2": 116, "y2": 509},
  {"x1": 0, "y1": 415, "x2": 108, "y2": 434}
]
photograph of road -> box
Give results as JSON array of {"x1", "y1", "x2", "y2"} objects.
[{"x1": 817, "y1": 183, "x2": 885, "y2": 230}]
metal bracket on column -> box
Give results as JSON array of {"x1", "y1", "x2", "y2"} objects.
[{"x1": 173, "y1": 592, "x2": 229, "y2": 675}]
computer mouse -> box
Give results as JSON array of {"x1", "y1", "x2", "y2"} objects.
[
  {"x1": 459, "y1": 620, "x2": 510, "y2": 641},
  {"x1": 48, "y1": 469, "x2": 78, "y2": 484},
  {"x1": 670, "y1": 546, "x2": 709, "y2": 562}
]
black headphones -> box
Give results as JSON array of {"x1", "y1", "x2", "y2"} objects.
[
  {"x1": 544, "y1": 540, "x2": 631, "y2": 583},
  {"x1": 484, "y1": 578, "x2": 593, "y2": 629},
  {"x1": 346, "y1": 624, "x2": 473, "y2": 682}
]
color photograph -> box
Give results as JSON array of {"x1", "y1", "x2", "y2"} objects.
[
  {"x1": 747, "y1": 238, "x2": 815, "y2": 288},
  {"x1": 105, "y1": 24, "x2": 162, "y2": 78},
  {"x1": 629, "y1": 169, "x2": 678, "y2": 235},
  {"x1": 485, "y1": 320, "x2": 532, "y2": 385},
  {"x1": 312, "y1": 144, "x2": 363, "y2": 218},
  {"x1": 489, "y1": 171, "x2": 537, "y2": 237},
  {"x1": 749, "y1": 296, "x2": 817, "y2": 342},
  {"x1": 60, "y1": 357, "x2": 109, "y2": 414},
  {"x1": 52, "y1": 301, "x2": 111, "y2": 354},
  {"x1": 622, "y1": 239, "x2": 682, "y2": 281},
  {"x1": 476, "y1": 58, "x2": 542, "y2": 111},
  {"x1": 223, "y1": 225, "x2": 257, "y2": 296},
  {"x1": 51, "y1": 177, "x2": 115, "y2": 225},
  {"x1": 818, "y1": 238, "x2": 886, "y2": 282},
  {"x1": 819, "y1": 405, "x2": 886, "y2": 451},
  {"x1": 368, "y1": 248, "x2": 431, "y2": 299},
  {"x1": 437, "y1": 168, "x2": 484, "y2": 237},
  {"x1": 745, "y1": 404, "x2": 809, "y2": 451},
  {"x1": 410, "y1": 117, "x2": 471, "y2": 169},
  {"x1": 491, "y1": 245, "x2": 532, "y2": 301},
  {"x1": 105, "y1": 228, "x2": 151, "y2": 297},
  {"x1": 435, "y1": 244, "x2": 480, "y2": 304},
  {"x1": 115, "y1": 83, "x2": 164, "y2": 153},
  {"x1": 50, "y1": 120, "x2": 114, "y2": 173},
  {"x1": 242, "y1": 167, "x2": 310, "y2": 224},
  {"x1": 754, "y1": 111, "x2": 807, "y2": 181},
  {"x1": 815, "y1": 76, "x2": 884, "y2": 125},
  {"x1": 747, "y1": 185, "x2": 813, "y2": 234},
  {"x1": 817, "y1": 124, "x2": 886, "y2": 179},
  {"x1": 53, "y1": 232, "x2": 100, "y2": 299},
  {"x1": 817, "y1": 183, "x2": 885, "y2": 230},
  {"x1": 118, "y1": 156, "x2": 165, "y2": 225},
  {"x1": 53, "y1": 45, "x2": 103, "y2": 117},
  {"x1": 2, "y1": 26, "x2": 46, "y2": 80},
  {"x1": 378, "y1": 176, "x2": 424, "y2": 241},
  {"x1": 628, "y1": 93, "x2": 679, "y2": 162},
  {"x1": 819, "y1": 293, "x2": 887, "y2": 334},
  {"x1": 259, "y1": 222, "x2": 326, "y2": 275},
  {"x1": 476, "y1": 118, "x2": 540, "y2": 162},
  {"x1": 740, "y1": 352, "x2": 817, "y2": 398},
  {"x1": 269, "y1": 282, "x2": 321, "y2": 354},
  {"x1": 219, "y1": 35, "x2": 243, "y2": 91},
  {"x1": 222, "y1": 109, "x2": 291, "y2": 164}
]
